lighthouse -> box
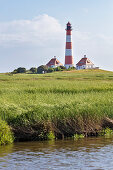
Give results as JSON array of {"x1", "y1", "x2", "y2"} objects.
[{"x1": 65, "y1": 22, "x2": 74, "y2": 69}]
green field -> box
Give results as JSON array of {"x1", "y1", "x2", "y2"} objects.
[{"x1": 0, "y1": 69, "x2": 113, "y2": 142}]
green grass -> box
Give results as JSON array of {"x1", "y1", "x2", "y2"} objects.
[
  {"x1": 0, "y1": 69, "x2": 113, "y2": 141},
  {"x1": 0, "y1": 118, "x2": 14, "y2": 145}
]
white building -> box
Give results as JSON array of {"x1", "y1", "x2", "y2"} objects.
[
  {"x1": 76, "y1": 55, "x2": 95, "y2": 70},
  {"x1": 46, "y1": 56, "x2": 63, "y2": 68}
]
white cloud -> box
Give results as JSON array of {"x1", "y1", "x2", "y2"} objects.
[{"x1": 0, "y1": 14, "x2": 64, "y2": 46}]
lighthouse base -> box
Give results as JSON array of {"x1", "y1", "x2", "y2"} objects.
[{"x1": 64, "y1": 64, "x2": 74, "y2": 69}]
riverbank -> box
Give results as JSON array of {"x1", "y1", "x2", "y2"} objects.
[{"x1": 0, "y1": 69, "x2": 113, "y2": 143}]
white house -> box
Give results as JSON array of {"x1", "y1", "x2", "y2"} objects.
[
  {"x1": 76, "y1": 55, "x2": 95, "y2": 70},
  {"x1": 46, "y1": 56, "x2": 63, "y2": 68}
]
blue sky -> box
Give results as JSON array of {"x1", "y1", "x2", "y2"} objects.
[{"x1": 0, "y1": 0, "x2": 113, "y2": 72}]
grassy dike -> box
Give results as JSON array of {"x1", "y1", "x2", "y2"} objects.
[{"x1": 0, "y1": 69, "x2": 113, "y2": 143}]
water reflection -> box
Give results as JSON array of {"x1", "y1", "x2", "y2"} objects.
[{"x1": 0, "y1": 137, "x2": 113, "y2": 169}]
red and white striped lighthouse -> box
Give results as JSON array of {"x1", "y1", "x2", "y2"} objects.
[{"x1": 65, "y1": 22, "x2": 74, "y2": 69}]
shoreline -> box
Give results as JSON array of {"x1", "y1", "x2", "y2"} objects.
[{"x1": 11, "y1": 117, "x2": 113, "y2": 142}]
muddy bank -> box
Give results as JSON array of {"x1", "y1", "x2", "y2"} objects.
[{"x1": 12, "y1": 117, "x2": 113, "y2": 142}]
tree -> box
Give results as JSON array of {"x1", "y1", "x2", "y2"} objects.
[
  {"x1": 15, "y1": 67, "x2": 26, "y2": 73},
  {"x1": 11, "y1": 69, "x2": 18, "y2": 74},
  {"x1": 30, "y1": 67, "x2": 37, "y2": 74},
  {"x1": 37, "y1": 65, "x2": 48, "y2": 74}
]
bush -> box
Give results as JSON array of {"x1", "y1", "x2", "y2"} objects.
[
  {"x1": 47, "y1": 68, "x2": 54, "y2": 73},
  {"x1": 13, "y1": 67, "x2": 26, "y2": 73},
  {"x1": 54, "y1": 66, "x2": 62, "y2": 71},
  {"x1": 59, "y1": 66, "x2": 66, "y2": 70},
  {"x1": 30, "y1": 67, "x2": 37, "y2": 74},
  {"x1": 0, "y1": 119, "x2": 14, "y2": 145},
  {"x1": 67, "y1": 66, "x2": 76, "y2": 71},
  {"x1": 37, "y1": 65, "x2": 48, "y2": 74}
]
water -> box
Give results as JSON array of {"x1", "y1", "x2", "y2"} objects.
[{"x1": 0, "y1": 137, "x2": 113, "y2": 170}]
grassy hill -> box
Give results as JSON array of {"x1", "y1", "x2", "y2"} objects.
[{"x1": 0, "y1": 69, "x2": 113, "y2": 142}]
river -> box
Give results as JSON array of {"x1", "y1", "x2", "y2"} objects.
[{"x1": 0, "y1": 137, "x2": 113, "y2": 170}]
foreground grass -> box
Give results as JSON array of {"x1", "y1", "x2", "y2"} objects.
[
  {"x1": 0, "y1": 69, "x2": 113, "y2": 142},
  {"x1": 0, "y1": 118, "x2": 14, "y2": 145}
]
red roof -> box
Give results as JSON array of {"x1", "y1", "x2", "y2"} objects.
[
  {"x1": 46, "y1": 57, "x2": 63, "y2": 67},
  {"x1": 76, "y1": 57, "x2": 94, "y2": 66}
]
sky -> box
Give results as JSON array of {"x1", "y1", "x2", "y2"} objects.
[{"x1": 0, "y1": 0, "x2": 113, "y2": 72}]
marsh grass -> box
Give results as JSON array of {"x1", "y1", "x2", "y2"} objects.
[
  {"x1": 73, "y1": 134, "x2": 84, "y2": 139},
  {"x1": 47, "y1": 131, "x2": 55, "y2": 140},
  {"x1": 0, "y1": 69, "x2": 113, "y2": 141},
  {"x1": 99, "y1": 128, "x2": 113, "y2": 138},
  {"x1": 0, "y1": 118, "x2": 14, "y2": 145}
]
